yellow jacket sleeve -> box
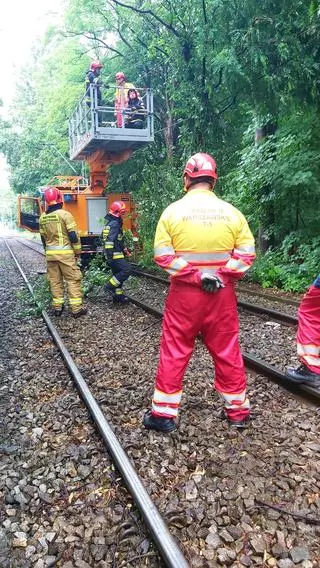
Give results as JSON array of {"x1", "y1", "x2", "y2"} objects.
[
  {"x1": 154, "y1": 208, "x2": 202, "y2": 286},
  {"x1": 217, "y1": 212, "x2": 256, "y2": 280}
]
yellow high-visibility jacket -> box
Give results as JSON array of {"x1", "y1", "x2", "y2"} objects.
[
  {"x1": 39, "y1": 208, "x2": 81, "y2": 261},
  {"x1": 115, "y1": 82, "x2": 135, "y2": 109},
  {"x1": 154, "y1": 188, "x2": 255, "y2": 286}
]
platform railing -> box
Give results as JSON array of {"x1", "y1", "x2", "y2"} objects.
[{"x1": 69, "y1": 84, "x2": 154, "y2": 159}]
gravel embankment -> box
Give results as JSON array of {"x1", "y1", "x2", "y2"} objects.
[
  {"x1": 2, "y1": 238, "x2": 320, "y2": 568},
  {"x1": 0, "y1": 239, "x2": 162, "y2": 568}
]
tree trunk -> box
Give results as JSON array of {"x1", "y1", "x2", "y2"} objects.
[
  {"x1": 255, "y1": 122, "x2": 277, "y2": 252},
  {"x1": 164, "y1": 115, "x2": 174, "y2": 159}
]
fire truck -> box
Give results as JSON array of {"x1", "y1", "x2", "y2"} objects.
[{"x1": 17, "y1": 83, "x2": 154, "y2": 261}]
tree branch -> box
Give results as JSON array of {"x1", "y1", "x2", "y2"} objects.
[
  {"x1": 108, "y1": 0, "x2": 181, "y2": 37},
  {"x1": 202, "y1": 0, "x2": 208, "y2": 25},
  {"x1": 217, "y1": 94, "x2": 237, "y2": 115},
  {"x1": 213, "y1": 67, "x2": 224, "y2": 90},
  {"x1": 64, "y1": 30, "x2": 124, "y2": 57},
  {"x1": 255, "y1": 499, "x2": 320, "y2": 525}
]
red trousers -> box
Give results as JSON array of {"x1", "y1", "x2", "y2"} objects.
[
  {"x1": 152, "y1": 281, "x2": 249, "y2": 421},
  {"x1": 297, "y1": 283, "x2": 320, "y2": 374}
]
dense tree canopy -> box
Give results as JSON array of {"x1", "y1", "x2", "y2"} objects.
[{"x1": 1, "y1": 0, "x2": 320, "y2": 290}]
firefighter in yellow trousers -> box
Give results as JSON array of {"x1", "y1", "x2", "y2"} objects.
[{"x1": 39, "y1": 187, "x2": 87, "y2": 318}]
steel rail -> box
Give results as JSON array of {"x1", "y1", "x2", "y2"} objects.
[
  {"x1": 237, "y1": 285, "x2": 300, "y2": 307},
  {"x1": 125, "y1": 294, "x2": 320, "y2": 405},
  {"x1": 238, "y1": 301, "x2": 297, "y2": 325},
  {"x1": 132, "y1": 268, "x2": 298, "y2": 326},
  {"x1": 5, "y1": 239, "x2": 190, "y2": 568}
]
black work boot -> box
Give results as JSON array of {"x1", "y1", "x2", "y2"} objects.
[
  {"x1": 143, "y1": 410, "x2": 177, "y2": 433},
  {"x1": 113, "y1": 295, "x2": 129, "y2": 304},
  {"x1": 51, "y1": 305, "x2": 64, "y2": 317},
  {"x1": 221, "y1": 411, "x2": 250, "y2": 429},
  {"x1": 285, "y1": 364, "x2": 320, "y2": 386},
  {"x1": 72, "y1": 307, "x2": 88, "y2": 319},
  {"x1": 105, "y1": 282, "x2": 116, "y2": 297},
  {"x1": 228, "y1": 417, "x2": 250, "y2": 429}
]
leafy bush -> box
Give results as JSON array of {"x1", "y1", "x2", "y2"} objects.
[
  {"x1": 17, "y1": 275, "x2": 51, "y2": 317},
  {"x1": 82, "y1": 254, "x2": 109, "y2": 296},
  {"x1": 249, "y1": 234, "x2": 320, "y2": 291}
]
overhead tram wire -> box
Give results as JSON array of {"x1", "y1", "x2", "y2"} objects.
[{"x1": 5, "y1": 239, "x2": 190, "y2": 568}]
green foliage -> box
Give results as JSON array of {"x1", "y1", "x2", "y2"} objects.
[
  {"x1": 82, "y1": 254, "x2": 109, "y2": 296},
  {"x1": 250, "y1": 234, "x2": 320, "y2": 291},
  {"x1": 16, "y1": 276, "x2": 51, "y2": 317},
  {"x1": 222, "y1": 108, "x2": 320, "y2": 242}
]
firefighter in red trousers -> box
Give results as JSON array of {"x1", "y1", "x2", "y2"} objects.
[
  {"x1": 143, "y1": 153, "x2": 256, "y2": 433},
  {"x1": 39, "y1": 187, "x2": 87, "y2": 318},
  {"x1": 286, "y1": 274, "x2": 320, "y2": 385}
]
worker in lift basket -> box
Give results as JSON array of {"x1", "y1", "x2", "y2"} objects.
[
  {"x1": 86, "y1": 60, "x2": 104, "y2": 107},
  {"x1": 143, "y1": 152, "x2": 256, "y2": 433},
  {"x1": 102, "y1": 201, "x2": 133, "y2": 303},
  {"x1": 39, "y1": 187, "x2": 87, "y2": 318},
  {"x1": 286, "y1": 273, "x2": 320, "y2": 386},
  {"x1": 114, "y1": 71, "x2": 135, "y2": 127}
]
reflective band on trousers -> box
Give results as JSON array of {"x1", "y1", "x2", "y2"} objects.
[
  {"x1": 297, "y1": 343, "x2": 320, "y2": 356},
  {"x1": 217, "y1": 389, "x2": 250, "y2": 410},
  {"x1": 152, "y1": 388, "x2": 182, "y2": 418},
  {"x1": 298, "y1": 340, "x2": 320, "y2": 367},
  {"x1": 52, "y1": 297, "x2": 64, "y2": 306},
  {"x1": 109, "y1": 276, "x2": 121, "y2": 287},
  {"x1": 152, "y1": 403, "x2": 179, "y2": 418},
  {"x1": 300, "y1": 356, "x2": 320, "y2": 367},
  {"x1": 69, "y1": 297, "x2": 82, "y2": 306}
]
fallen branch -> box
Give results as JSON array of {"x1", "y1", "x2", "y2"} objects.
[{"x1": 255, "y1": 498, "x2": 320, "y2": 525}]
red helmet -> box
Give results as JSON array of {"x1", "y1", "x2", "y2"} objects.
[
  {"x1": 115, "y1": 71, "x2": 126, "y2": 81},
  {"x1": 43, "y1": 186, "x2": 63, "y2": 205},
  {"x1": 184, "y1": 153, "x2": 218, "y2": 180},
  {"x1": 109, "y1": 200, "x2": 127, "y2": 217},
  {"x1": 90, "y1": 60, "x2": 104, "y2": 71}
]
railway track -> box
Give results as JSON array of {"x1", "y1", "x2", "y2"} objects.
[
  {"x1": 16, "y1": 240, "x2": 298, "y2": 325},
  {"x1": 131, "y1": 267, "x2": 298, "y2": 326},
  {"x1": 4, "y1": 238, "x2": 189, "y2": 568},
  {"x1": 15, "y1": 238, "x2": 315, "y2": 403},
  {"x1": 4, "y1": 237, "x2": 320, "y2": 565}
]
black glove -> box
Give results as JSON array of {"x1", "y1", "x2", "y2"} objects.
[
  {"x1": 105, "y1": 252, "x2": 113, "y2": 263},
  {"x1": 201, "y1": 274, "x2": 224, "y2": 293}
]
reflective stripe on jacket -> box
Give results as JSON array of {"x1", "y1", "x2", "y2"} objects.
[
  {"x1": 101, "y1": 214, "x2": 125, "y2": 260},
  {"x1": 39, "y1": 209, "x2": 81, "y2": 260},
  {"x1": 154, "y1": 188, "x2": 255, "y2": 286}
]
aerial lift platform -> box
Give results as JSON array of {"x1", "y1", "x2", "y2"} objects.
[{"x1": 18, "y1": 84, "x2": 154, "y2": 261}]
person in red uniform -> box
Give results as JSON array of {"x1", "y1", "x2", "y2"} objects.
[
  {"x1": 286, "y1": 274, "x2": 320, "y2": 385},
  {"x1": 143, "y1": 152, "x2": 256, "y2": 432},
  {"x1": 114, "y1": 72, "x2": 135, "y2": 127}
]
